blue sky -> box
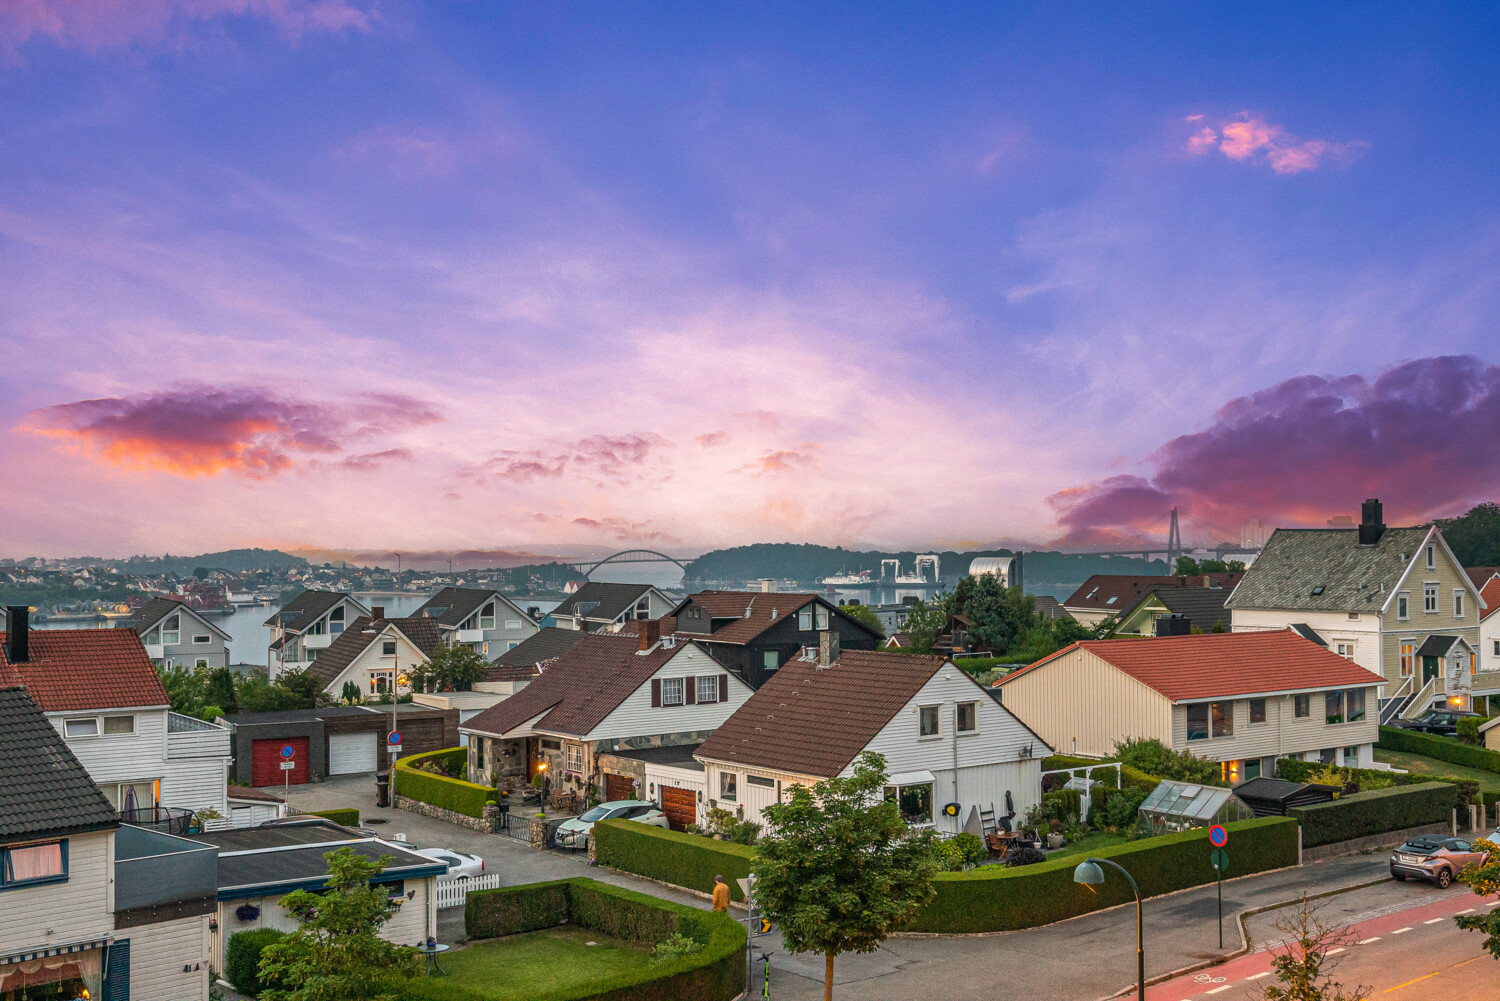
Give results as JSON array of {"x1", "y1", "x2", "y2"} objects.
[{"x1": 3, "y1": 2, "x2": 1499, "y2": 556}]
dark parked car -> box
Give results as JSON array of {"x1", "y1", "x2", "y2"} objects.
[
  {"x1": 1390, "y1": 708, "x2": 1483, "y2": 737},
  {"x1": 1390, "y1": 835, "x2": 1490, "y2": 888}
]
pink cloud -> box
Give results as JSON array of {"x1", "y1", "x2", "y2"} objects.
[
  {"x1": 569, "y1": 516, "x2": 678, "y2": 544},
  {"x1": 741, "y1": 442, "x2": 823, "y2": 476},
  {"x1": 695, "y1": 431, "x2": 731, "y2": 448},
  {"x1": 0, "y1": 0, "x2": 373, "y2": 55},
  {"x1": 18, "y1": 386, "x2": 437, "y2": 479},
  {"x1": 334, "y1": 125, "x2": 458, "y2": 177},
  {"x1": 479, "y1": 433, "x2": 671, "y2": 485},
  {"x1": 1182, "y1": 113, "x2": 1366, "y2": 175}
]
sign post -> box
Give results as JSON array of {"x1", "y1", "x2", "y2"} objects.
[
  {"x1": 280, "y1": 743, "x2": 296, "y2": 799},
  {"x1": 387, "y1": 731, "x2": 403, "y2": 802},
  {"x1": 738, "y1": 875, "x2": 758, "y2": 992},
  {"x1": 1209, "y1": 824, "x2": 1229, "y2": 949}
]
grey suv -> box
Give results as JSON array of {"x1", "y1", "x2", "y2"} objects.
[{"x1": 1389, "y1": 835, "x2": 1490, "y2": 888}]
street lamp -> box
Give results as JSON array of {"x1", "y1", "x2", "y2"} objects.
[{"x1": 1074, "y1": 857, "x2": 1144, "y2": 1001}]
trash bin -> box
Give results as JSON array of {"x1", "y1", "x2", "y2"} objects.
[{"x1": 375, "y1": 770, "x2": 390, "y2": 808}]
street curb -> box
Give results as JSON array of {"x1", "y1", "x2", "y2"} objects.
[{"x1": 1093, "y1": 875, "x2": 1393, "y2": 1000}]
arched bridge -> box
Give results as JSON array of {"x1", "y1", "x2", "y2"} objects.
[{"x1": 564, "y1": 549, "x2": 690, "y2": 576}]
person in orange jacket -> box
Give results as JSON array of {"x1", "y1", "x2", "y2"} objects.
[{"x1": 711, "y1": 873, "x2": 730, "y2": 912}]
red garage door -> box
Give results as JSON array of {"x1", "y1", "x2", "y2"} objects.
[
  {"x1": 660, "y1": 786, "x2": 697, "y2": 831},
  {"x1": 252, "y1": 737, "x2": 310, "y2": 787}
]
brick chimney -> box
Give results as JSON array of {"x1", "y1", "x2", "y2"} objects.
[
  {"x1": 818, "y1": 629, "x2": 840, "y2": 668},
  {"x1": 639, "y1": 619, "x2": 661, "y2": 652},
  {"x1": 4, "y1": 606, "x2": 28, "y2": 663},
  {"x1": 1358, "y1": 498, "x2": 1386, "y2": 547}
]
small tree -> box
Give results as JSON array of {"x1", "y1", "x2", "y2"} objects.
[
  {"x1": 754, "y1": 752, "x2": 939, "y2": 1001},
  {"x1": 424, "y1": 643, "x2": 489, "y2": 692},
  {"x1": 903, "y1": 598, "x2": 948, "y2": 654},
  {"x1": 257, "y1": 847, "x2": 419, "y2": 1001},
  {"x1": 1455, "y1": 837, "x2": 1500, "y2": 958},
  {"x1": 1259, "y1": 894, "x2": 1371, "y2": 1001},
  {"x1": 206, "y1": 667, "x2": 239, "y2": 715},
  {"x1": 340, "y1": 680, "x2": 363, "y2": 705},
  {"x1": 837, "y1": 602, "x2": 884, "y2": 637}
]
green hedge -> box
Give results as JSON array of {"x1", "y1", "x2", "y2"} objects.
[
  {"x1": 1277, "y1": 756, "x2": 1483, "y2": 809},
  {"x1": 393, "y1": 747, "x2": 492, "y2": 818},
  {"x1": 1378, "y1": 726, "x2": 1500, "y2": 774},
  {"x1": 1289, "y1": 782, "x2": 1456, "y2": 848},
  {"x1": 908, "y1": 816, "x2": 1298, "y2": 933},
  {"x1": 308, "y1": 808, "x2": 359, "y2": 827},
  {"x1": 593, "y1": 819, "x2": 755, "y2": 902},
  {"x1": 1041, "y1": 755, "x2": 1160, "y2": 793},
  {"x1": 225, "y1": 928, "x2": 285, "y2": 997},
  {"x1": 435, "y1": 877, "x2": 745, "y2": 1001}
]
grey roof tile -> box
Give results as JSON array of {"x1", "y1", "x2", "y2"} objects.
[
  {"x1": 0, "y1": 687, "x2": 118, "y2": 841},
  {"x1": 1226, "y1": 526, "x2": 1433, "y2": 612}
]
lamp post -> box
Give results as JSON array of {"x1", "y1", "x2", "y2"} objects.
[{"x1": 1074, "y1": 857, "x2": 1144, "y2": 1001}]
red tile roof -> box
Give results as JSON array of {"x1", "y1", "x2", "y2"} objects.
[
  {"x1": 1481, "y1": 577, "x2": 1500, "y2": 622},
  {"x1": 0, "y1": 628, "x2": 169, "y2": 712},
  {"x1": 997, "y1": 631, "x2": 1384, "y2": 702}
]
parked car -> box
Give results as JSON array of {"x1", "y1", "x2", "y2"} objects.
[
  {"x1": 1389, "y1": 709, "x2": 1483, "y2": 737},
  {"x1": 413, "y1": 847, "x2": 485, "y2": 879},
  {"x1": 1389, "y1": 835, "x2": 1490, "y2": 887},
  {"x1": 554, "y1": 800, "x2": 670, "y2": 849}
]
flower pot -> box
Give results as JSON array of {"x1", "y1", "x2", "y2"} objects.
[{"x1": 1047, "y1": 833, "x2": 1065, "y2": 849}]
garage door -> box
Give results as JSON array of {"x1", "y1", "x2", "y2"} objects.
[
  {"x1": 328, "y1": 732, "x2": 378, "y2": 775},
  {"x1": 660, "y1": 786, "x2": 697, "y2": 831},
  {"x1": 604, "y1": 772, "x2": 637, "y2": 803},
  {"x1": 251, "y1": 737, "x2": 310, "y2": 786}
]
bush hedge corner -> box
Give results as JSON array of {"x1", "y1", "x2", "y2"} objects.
[
  {"x1": 225, "y1": 928, "x2": 285, "y2": 997},
  {"x1": 1378, "y1": 726, "x2": 1500, "y2": 775},
  {"x1": 593, "y1": 819, "x2": 755, "y2": 901},
  {"x1": 1289, "y1": 781, "x2": 1457, "y2": 848},
  {"x1": 393, "y1": 747, "x2": 491, "y2": 818},
  {"x1": 309, "y1": 808, "x2": 360, "y2": 827}
]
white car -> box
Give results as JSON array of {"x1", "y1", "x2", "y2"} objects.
[
  {"x1": 554, "y1": 800, "x2": 670, "y2": 849},
  {"x1": 412, "y1": 847, "x2": 485, "y2": 879}
]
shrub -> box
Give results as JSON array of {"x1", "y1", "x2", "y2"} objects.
[
  {"x1": 1458, "y1": 716, "x2": 1487, "y2": 746},
  {"x1": 309, "y1": 808, "x2": 360, "y2": 827},
  {"x1": 1114, "y1": 737, "x2": 1222, "y2": 785},
  {"x1": 464, "y1": 881, "x2": 571, "y2": 940},
  {"x1": 1004, "y1": 845, "x2": 1046, "y2": 867},
  {"x1": 949, "y1": 832, "x2": 987, "y2": 867},
  {"x1": 1289, "y1": 782, "x2": 1457, "y2": 848},
  {"x1": 225, "y1": 928, "x2": 285, "y2": 997},
  {"x1": 1277, "y1": 756, "x2": 1481, "y2": 809},
  {"x1": 1378, "y1": 726, "x2": 1500, "y2": 774},
  {"x1": 653, "y1": 933, "x2": 702, "y2": 962},
  {"x1": 1042, "y1": 789, "x2": 1082, "y2": 820},
  {"x1": 1104, "y1": 786, "x2": 1149, "y2": 831},
  {"x1": 393, "y1": 748, "x2": 492, "y2": 818},
  {"x1": 593, "y1": 819, "x2": 755, "y2": 902}
]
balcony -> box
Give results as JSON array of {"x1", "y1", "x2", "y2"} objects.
[
  {"x1": 144, "y1": 642, "x2": 165, "y2": 659},
  {"x1": 305, "y1": 632, "x2": 334, "y2": 649},
  {"x1": 457, "y1": 628, "x2": 485, "y2": 643},
  {"x1": 167, "y1": 711, "x2": 232, "y2": 761},
  {"x1": 115, "y1": 824, "x2": 218, "y2": 920}
]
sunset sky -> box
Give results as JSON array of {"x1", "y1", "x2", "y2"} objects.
[{"x1": 3, "y1": 2, "x2": 1500, "y2": 558}]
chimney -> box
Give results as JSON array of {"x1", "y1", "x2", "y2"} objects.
[
  {"x1": 371, "y1": 606, "x2": 386, "y2": 621},
  {"x1": 1358, "y1": 498, "x2": 1386, "y2": 547},
  {"x1": 818, "y1": 629, "x2": 840, "y2": 668},
  {"x1": 639, "y1": 619, "x2": 661, "y2": 652},
  {"x1": 5, "y1": 606, "x2": 28, "y2": 663}
]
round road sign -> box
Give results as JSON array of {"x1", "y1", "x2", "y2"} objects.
[
  {"x1": 1208, "y1": 824, "x2": 1228, "y2": 847},
  {"x1": 280, "y1": 744, "x2": 295, "y2": 759},
  {"x1": 388, "y1": 731, "x2": 403, "y2": 746},
  {"x1": 1210, "y1": 848, "x2": 1229, "y2": 872}
]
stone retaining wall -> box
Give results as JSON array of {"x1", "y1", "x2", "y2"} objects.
[{"x1": 393, "y1": 793, "x2": 503, "y2": 833}]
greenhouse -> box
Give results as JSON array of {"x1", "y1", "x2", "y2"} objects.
[{"x1": 1136, "y1": 779, "x2": 1254, "y2": 835}]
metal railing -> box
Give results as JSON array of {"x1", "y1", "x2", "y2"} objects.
[
  {"x1": 119, "y1": 805, "x2": 197, "y2": 836},
  {"x1": 168, "y1": 711, "x2": 227, "y2": 732}
]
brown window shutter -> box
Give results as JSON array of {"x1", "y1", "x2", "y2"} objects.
[
  {"x1": 685, "y1": 676, "x2": 696, "y2": 705},
  {"x1": 718, "y1": 673, "x2": 728, "y2": 703},
  {"x1": 651, "y1": 679, "x2": 662, "y2": 708}
]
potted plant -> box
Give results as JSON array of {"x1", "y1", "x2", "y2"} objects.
[{"x1": 1046, "y1": 819, "x2": 1065, "y2": 850}]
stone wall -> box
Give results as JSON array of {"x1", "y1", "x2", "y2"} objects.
[{"x1": 393, "y1": 792, "x2": 503, "y2": 833}]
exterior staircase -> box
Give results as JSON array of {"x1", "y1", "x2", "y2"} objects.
[{"x1": 1379, "y1": 676, "x2": 1417, "y2": 724}]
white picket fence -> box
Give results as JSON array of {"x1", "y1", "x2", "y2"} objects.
[{"x1": 435, "y1": 872, "x2": 504, "y2": 909}]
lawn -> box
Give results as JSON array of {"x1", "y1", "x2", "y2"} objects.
[
  {"x1": 1043, "y1": 829, "x2": 1131, "y2": 861},
  {"x1": 1373, "y1": 747, "x2": 1500, "y2": 793},
  {"x1": 441, "y1": 926, "x2": 653, "y2": 1000}
]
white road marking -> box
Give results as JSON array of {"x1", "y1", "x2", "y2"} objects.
[
  {"x1": 1422, "y1": 917, "x2": 1445, "y2": 924},
  {"x1": 1457, "y1": 908, "x2": 1474, "y2": 915},
  {"x1": 1325, "y1": 947, "x2": 1345, "y2": 955},
  {"x1": 1246, "y1": 971, "x2": 1272, "y2": 980},
  {"x1": 1488, "y1": 900, "x2": 1500, "y2": 907},
  {"x1": 1358, "y1": 937, "x2": 1381, "y2": 944},
  {"x1": 1206, "y1": 987, "x2": 1233, "y2": 995},
  {"x1": 1392, "y1": 927, "x2": 1412, "y2": 934}
]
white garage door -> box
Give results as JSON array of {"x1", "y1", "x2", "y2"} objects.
[{"x1": 328, "y1": 732, "x2": 378, "y2": 775}]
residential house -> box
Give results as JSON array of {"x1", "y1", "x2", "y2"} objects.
[
  {"x1": 1481, "y1": 715, "x2": 1500, "y2": 752},
  {"x1": 300, "y1": 612, "x2": 444, "y2": 700},
  {"x1": 131, "y1": 597, "x2": 231, "y2": 670},
  {"x1": 1108, "y1": 587, "x2": 1233, "y2": 638},
  {"x1": 220, "y1": 705, "x2": 459, "y2": 785},
  {"x1": 1227, "y1": 500, "x2": 1489, "y2": 717},
  {"x1": 412, "y1": 587, "x2": 540, "y2": 659},
  {"x1": 1477, "y1": 574, "x2": 1500, "y2": 715},
  {"x1": 2, "y1": 610, "x2": 232, "y2": 824},
  {"x1": 1063, "y1": 573, "x2": 1243, "y2": 627},
  {"x1": 547, "y1": 582, "x2": 676, "y2": 632},
  {"x1": 694, "y1": 645, "x2": 1050, "y2": 835},
  {"x1": 461, "y1": 624, "x2": 754, "y2": 806},
  {"x1": 669, "y1": 590, "x2": 883, "y2": 688},
  {"x1": 265, "y1": 590, "x2": 370, "y2": 677},
  {"x1": 187, "y1": 819, "x2": 444, "y2": 970},
  {"x1": 0, "y1": 686, "x2": 219, "y2": 1001},
  {"x1": 995, "y1": 631, "x2": 1386, "y2": 781},
  {"x1": 412, "y1": 628, "x2": 587, "y2": 742}
]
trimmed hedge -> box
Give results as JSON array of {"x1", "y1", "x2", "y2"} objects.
[
  {"x1": 1277, "y1": 756, "x2": 1482, "y2": 809},
  {"x1": 1289, "y1": 781, "x2": 1456, "y2": 848},
  {"x1": 434, "y1": 877, "x2": 745, "y2": 1001},
  {"x1": 225, "y1": 928, "x2": 285, "y2": 997},
  {"x1": 1378, "y1": 725, "x2": 1500, "y2": 774},
  {"x1": 593, "y1": 819, "x2": 755, "y2": 902},
  {"x1": 309, "y1": 808, "x2": 359, "y2": 827},
  {"x1": 908, "y1": 816, "x2": 1298, "y2": 933},
  {"x1": 393, "y1": 747, "x2": 492, "y2": 818}
]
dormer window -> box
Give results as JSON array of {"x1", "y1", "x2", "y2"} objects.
[
  {"x1": 330, "y1": 605, "x2": 345, "y2": 634},
  {"x1": 479, "y1": 603, "x2": 496, "y2": 630},
  {"x1": 162, "y1": 614, "x2": 180, "y2": 645}
]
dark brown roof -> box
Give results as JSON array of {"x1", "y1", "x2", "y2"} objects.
[
  {"x1": 462, "y1": 633, "x2": 687, "y2": 738},
  {"x1": 484, "y1": 627, "x2": 588, "y2": 682},
  {"x1": 694, "y1": 649, "x2": 948, "y2": 777},
  {"x1": 672, "y1": 591, "x2": 879, "y2": 645},
  {"x1": 0, "y1": 687, "x2": 118, "y2": 840},
  {"x1": 304, "y1": 615, "x2": 445, "y2": 686},
  {"x1": 550, "y1": 582, "x2": 658, "y2": 623},
  {"x1": 264, "y1": 589, "x2": 361, "y2": 631},
  {"x1": 0, "y1": 628, "x2": 169, "y2": 712},
  {"x1": 1063, "y1": 573, "x2": 1243, "y2": 613},
  {"x1": 414, "y1": 587, "x2": 533, "y2": 629},
  {"x1": 1467, "y1": 567, "x2": 1500, "y2": 588}
]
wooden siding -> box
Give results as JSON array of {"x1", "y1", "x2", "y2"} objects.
[
  {"x1": 997, "y1": 647, "x2": 1173, "y2": 757},
  {"x1": 0, "y1": 830, "x2": 114, "y2": 952},
  {"x1": 160, "y1": 756, "x2": 228, "y2": 815},
  {"x1": 1230, "y1": 609, "x2": 1382, "y2": 676},
  {"x1": 1380, "y1": 535, "x2": 1481, "y2": 697},
  {"x1": 320, "y1": 626, "x2": 431, "y2": 695},
  {"x1": 126, "y1": 913, "x2": 211, "y2": 1001},
  {"x1": 52, "y1": 708, "x2": 170, "y2": 789},
  {"x1": 1168, "y1": 686, "x2": 1380, "y2": 761},
  {"x1": 588, "y1": 645, "x2": 755, "y2": 741},
  {"x1": 213, "y1": 876, "x2": 435, "y2": 968}
]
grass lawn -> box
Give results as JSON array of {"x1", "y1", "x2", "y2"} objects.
[
  {"x1": 1044, "y1": 829, "x2": 1131, "y2": 861},
  {"x1": 1373, "y1": 748, "x2": 1500, "y2": 793},
  {"x1": 442, "y1": 926, "x2": 653, "y2": 1000}
]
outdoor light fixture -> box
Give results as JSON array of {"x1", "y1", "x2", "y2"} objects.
[{"x1": 1074, "y1": 857, "x2": 1144, "y2": 1001}]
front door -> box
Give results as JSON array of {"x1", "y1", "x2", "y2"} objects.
[{"x1": 1422, "y1": 656, "x2": 1440, "y2": 683}]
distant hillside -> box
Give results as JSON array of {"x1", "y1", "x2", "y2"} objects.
[{"x1": 121, "y1": 548, "x2": 308, "y2": 575}]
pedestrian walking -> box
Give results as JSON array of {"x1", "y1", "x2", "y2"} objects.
[{"x1": 712, "y1": 873, "x2": 731, "y2": 912}]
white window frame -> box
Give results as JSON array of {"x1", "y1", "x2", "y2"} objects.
[
  {"x1": 1426, "y1": 544, "x2": 1436, "y2": 569},
  {"x1": 565, "y1": 744, "x2": 584, "y2": 773},
  {"x1": 696, "y1": 676, "x2": 718, "y2": 704},
  {"x1": 797, "y1": 609, "x2": 812, "y2": 630},
  {"x1": 63, "y1": 717, "x2": 100, "y2": 739},
  {"x1": 956, "y1": 701, "x2": 978, "y2": 734},
  {"x1": 1335, "y1": 642, "x2": 1355, "y2": 660},
  {"x1": 661, "y1": 677, "x2": 685, "y2": 707},
  {"x1": 381, "y1": 640, "x2": 397, "y2": 656},
  {"x1": 1424, "y1": 583, "x2": 1439, "y2": 614},
  {"x1": 479, "y1": 603, "x2": 496, "y2": 630},
  {"x1": 918, "y1": 704, "x2": 940, "y2": 739},
  {"x1": 1397, "y1": 592, "x2": 1410, "y2": 620},
  {"x1": 504, "y1": 619, "x2": 523, "y2": 630},
  {"x1": 1454, "y1": 590, "x2": 1465, "y2": 619},
  {"x1": 162, "y1": 614, "x2": 180, "y2": 646},
  {"x1": 719, "y1": 770, "x2": 738, "y2": 802},
  {"x1": 192, "y1": 634, "x2": 212, "y2": 644}
]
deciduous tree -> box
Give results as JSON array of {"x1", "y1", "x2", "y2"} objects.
[
  {"x1": 1455, "y1": 837, "x2": 1500, "y2": 958},
  {"x1": 1259, "y1": 894, "x2": 1371, "y2": 1001}
]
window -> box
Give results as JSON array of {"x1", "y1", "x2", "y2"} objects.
[
  {"x1": 1424, "y1": 584, "x2": 1438, "y2": 613},
  {"x1": 1186, "y1": 703, "x2": 1210, "y2": 740},
  {"x1": 1426, "y1": 544, "x2": 1436, "y2": 569},
  {"x1": 505, "y1": 619, "x2": 522, "y2": 630},
  {"x1": 1347, "y1": 612, "x2": 1359, "y2": 621},
  {"x1": 540, "y1": 738, "x2": 561, "y2": 750},
  {"x1": 1325, "y1": 690, "x2": 1345, "y2": 724},
  {"x1": 64, "y1": 718, "x2": 99, "y2": 738},
  {"x1": 1210, "y1": 701, "x2": 1233, "y2": 738},
  {"x1": 634, "y1": 596, "x2": 650, "y2": 619},
  {"x1": 1, "y1": 841, "x2": 67, "y2": 888},
  {"x1": 1336, "y1": 643, "x2": 1355, "y2": 660},
  {"x1": 697, "y1": 676, "x2": 719, "y2": 704},
  {"x1": 196, "y1": 658, "x2": 209, "y2": 668},
  {"x1": 1342, "y1": 746, "x2": 1359, "y2": 765},
  {"x1": 1294, "y1": 694, "x2": 1310, "y2": 718},
  {"x1": 1397, "y1": 593, "x2": 1410, "y2": 620},
  {"x1": 883, "y1": 782, "x2": 935, "y2": 827},
  {"x1": 1454, "y1": 591, "x2": 1466, "y2": 619},
  {"x1": 479, "y1": 602, "x2": 496, "y2": 629},
  {"x1": 565, "y1": 744, "x2": 583, "y2": 772},
  {"x1": 661, "y1": 678, "x2": 685, "y2": 706},
  {"x1": 763, "y1": 651, "x2": 779, "y2": 672},
  {"x1": 1244, "y1": 758, "x2": 1262, "y2": 780},
  {"x1": 719, "y1": 771, "x2": 738, "y2": 802},
  {"x1": 162, "y1": 614, "x2": 180, "y2": 645},
  {"x1": 919, "y1": 705, "x2": 940, "y2": 738},
  {"x1": 957, "y1": 701, "x2": 978, "y2": 733},
  {"x1": 193, "y1": 634, "x2": 211, "y2": 644},
  {"x1": 747, "y1": 774, "x2": 775, "y2": 788},
  {"x1": 1319, "y1": 747, "x2": 1337, "y2": 764},
  {"x1": 1400, "y1": 641, "x2": 1415, "y2": 677},
  {"x1": 1345, "y1": 688, "x2": 1366, "y2": 722},
  {"x1": 330, "y1": 605, "x2": 345, "y2": 633},
  {"x1": 1494, "y1": 640, "x2": 1499, "y2": 657},
  {"x1": 103, "y1": 715, "x2": 134, "y2": 735},
  {"x1": 381, "y1": 641, "x2": 397, "y2": 655},
  {"x1": 797, "y1": 609, "x2": 812, "y2": 630},
  {"x1": 1187, "y1": 702, "x2": 1233, "y2": 739},
  {"x1": 1471, "y1": 653, "x2": 1477, "y2": 676},
  {"x1": 814, "y1": 605, "x2": 830, "y2": 630},
  {"x1": 1310, "y1": 585, "x2": 1325, "y2": 596},
  {"x1": 369, "y1": 672, "x2": 392, "y2": 694},
  {"x1": 1249, "y1": 699, "x2": 1267, "y2": 725}
]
